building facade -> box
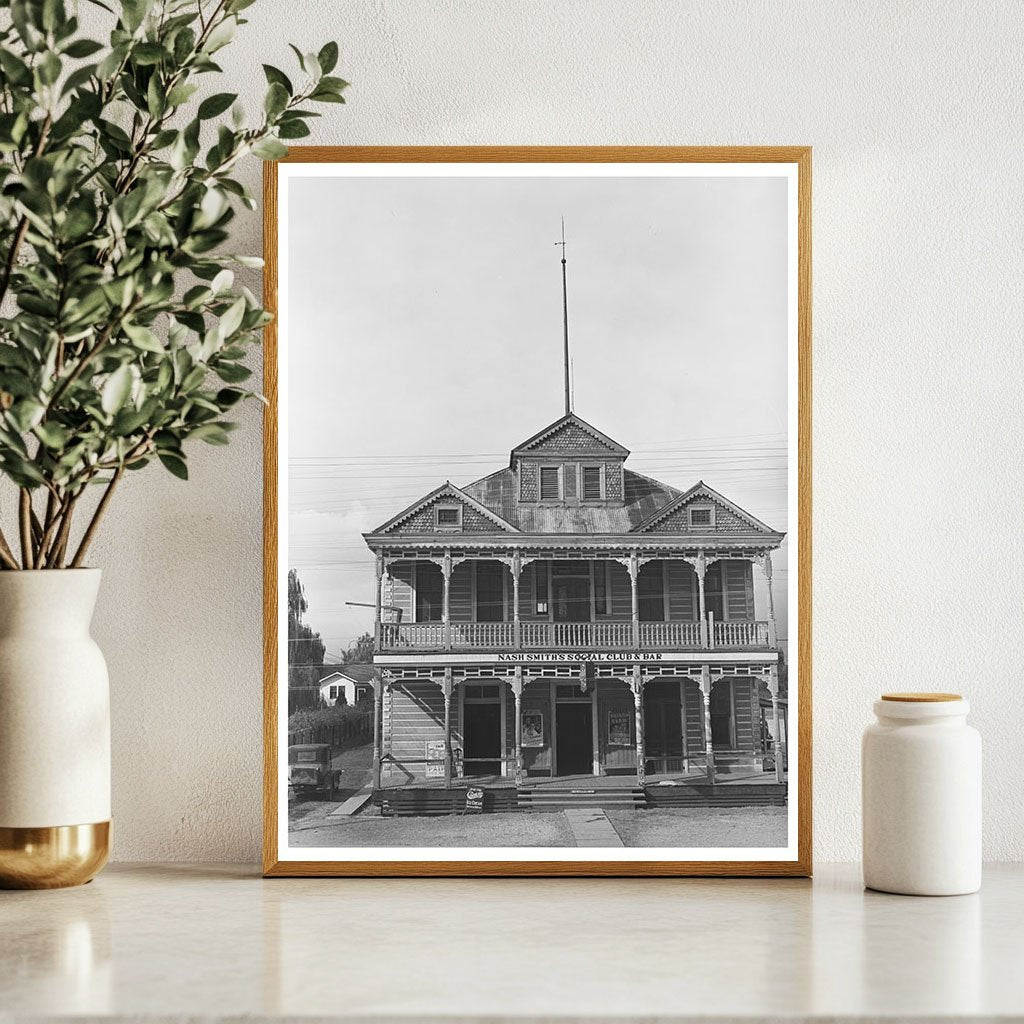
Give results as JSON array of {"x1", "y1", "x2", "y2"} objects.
[{"x1": 363, "y1": 413, "x2": 787, "y2": 792}]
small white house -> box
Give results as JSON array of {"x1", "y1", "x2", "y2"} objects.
[{"x1": 318, "y1": 665, "x2": 377, "y2": 707}]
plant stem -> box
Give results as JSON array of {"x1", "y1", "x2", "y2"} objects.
[
  {"x1": 70, "y1": 466, "x2": 124, "y2": 568},
  {"x1": 18, "y1": 489, "x2": 34, "y2": 569},
  {"x1": 45, "y1": 492, "x2": 79, "y2": 569},
  {"x1": 0, "y1": 526, "x2": 19, "y2": 570}
]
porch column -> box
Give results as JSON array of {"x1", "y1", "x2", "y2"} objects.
[
  {"x1": 511, "y1": 666, "x2": 524, "y2": 788},
  {"x1": 701, "y1": 664, "x2": 714, "y2": 784},
  {"x1": 629, "y1": 550, "x2": 640, "y2": 647},
  {"x1": 442, "y1": 668, "x2": 453, "y2": 790},
  {"x1": 373, "y1": 552, "x2": 384, "y2": 650},
  {"x1": 511, "y1": 549, "x2": 522, "y2": 649},
  {"x1": 442, "y1": 549, "x2": 452, "y2": 650},
  {"x1": 769, "y1": 664, "x2": 785, "y2": 784},
  {"x1": 632, "y1": 665, "x2": 646, "y2": 787},
  {"x1": 762, "y1": 551, "x2": 778, "y2": 647},
  {"x1": 371, "y1": 675, "x2": 384, "y2": 791},
  {"x1": 679, "y1": 678, "x2": 689, "y2": 771},
  {"x1": 695, "y1": 550, "x2": 708, "y2": 648}
]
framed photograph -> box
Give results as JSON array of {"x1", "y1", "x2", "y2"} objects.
[{"x1": 263, "y1": 147, "x2": 811, "y2": 877}]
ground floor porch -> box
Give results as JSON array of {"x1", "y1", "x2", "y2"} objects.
[{"x1": 370, "y1": 656, "x2": 787, "y2": 793}]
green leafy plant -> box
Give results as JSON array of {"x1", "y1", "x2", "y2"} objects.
[{"x1": 0, "y1": 0, "x2": 346, "y2": 569}]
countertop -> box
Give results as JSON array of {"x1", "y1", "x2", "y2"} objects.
[{"x1": 1, "y1": 863, "x2": 1022, "y2": 1022}]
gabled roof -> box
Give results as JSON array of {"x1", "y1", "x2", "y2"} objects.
[
  {"x1": 509, "y1": 413, "x2": 630, "y2": 466},
  {"x1": 367, "y1": 480, "x2": 520, "y2": 535},
  {"x1": 460, "y1": 467, "x2": 681, "y2": 534},
  {"x1": 631, "y1": 480, "x2": 780, "y2": 535},
  {"x1": 319, "y1": 664, "x2": 377, "y2": 685}
]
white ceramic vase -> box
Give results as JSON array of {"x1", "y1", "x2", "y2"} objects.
[
  {"x1": 0, "y1": 569, "x2": 111, "y2": 888},
  {"x1": 862, "y1": 693, "x2": 981, "y2": 896}
]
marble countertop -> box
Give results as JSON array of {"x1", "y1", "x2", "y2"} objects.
[{"x1": 1, "y1": 862, "x2": 1021, "y2": 1022}]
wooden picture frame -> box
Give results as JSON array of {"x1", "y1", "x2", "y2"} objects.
[{"x1": 263, "y1": 147, "x2": 812, "y2": 877}]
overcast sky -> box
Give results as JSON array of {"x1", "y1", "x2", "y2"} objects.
[{"x1": 285, "y1": 171, "x2": 791, "y2": 660}]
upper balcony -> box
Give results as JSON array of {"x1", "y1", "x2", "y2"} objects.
[
  {"x1": 379, "y1": 617, "x2": 771, "y2": 653},
  {"x1": 371, "y1": 554, "x2": 778, "y2": 656}
]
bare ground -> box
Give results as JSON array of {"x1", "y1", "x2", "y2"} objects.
[
  {"x1": 290, "y1": 809, "x2": 576, "y2": 848},
  {"x1": 606, "y1": 806, "x2": 788, "y2": 847}
]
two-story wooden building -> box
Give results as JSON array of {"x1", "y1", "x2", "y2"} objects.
[{"x1": 363, "y1": 412, "x2": 786, "y2": 797}]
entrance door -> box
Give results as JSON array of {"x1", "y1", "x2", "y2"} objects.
[
  {"x1": 555, "y1": 703, "x2": 593, "y2": 775},
  {"x1": 710, "y1": 681, "x2": 734, "y2": 748},
  {"x1": 463, "y1": 703, "x2": 502, "y2": 776},
  {"x1": 553, "y1": 578, "x2": 590, "y2": 622}
]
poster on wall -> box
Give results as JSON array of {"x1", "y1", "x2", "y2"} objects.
[
  {"x1": 522, "y1": 711, "x2": 544, "y2": 747},
  {"x1": 264, "y1": 146, "x2": 811, "y2": 877},
  {"x1": 607, "y1": 710, "x2": 632, "y2": 747}
]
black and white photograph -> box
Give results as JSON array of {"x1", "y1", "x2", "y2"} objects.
[{"x1": 270, "y1": 152, "x2": 808, "y2": 872}]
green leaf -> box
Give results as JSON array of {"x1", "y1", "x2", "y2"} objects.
[
  {"x1": 264, "y1": 81, "x2": 288, "y2": 117},
  {"x1": 198, "y1": 92, "x2": 237, "y2": 119},
  {"x1": 203, "y1": 16, "x2": 236, "y2": 53},
  {"x1": 262, "y1": 64, "x2": 292, "y2": 95},
  {"x1": 101, "y1": 365, "x2": 133, "y2": 415},
  {"x1": 158, "y1": 452, "x2": 188, "y2": 479},
  {"x1": 278, "y1": 120, "x2": 310, "y2": 140},
  {"x1": 317, "y1": 41, "x2": 339, "y2": 75},
  {"x1": 215, "y1": 362, "x2": 251, "y2": 383},
  {"x1": 132, "y1": 42, "x2": 168, "y2": 66},
  {"x1": 34, "y1": 421, "x2": 70, "y2": 449},
  {"x1": 9, "y1": 399, "x2": 45, "y2": 432},
  {"x1": 38, "y1": 51, "x2": 62, "y2": 86},
  {"x1": 63, "y1": 38, "x2": 104, "y2": 58},
  {"x1": 190, "y1": 422, "x2": 231, "y2": 445},
  {"x1": 218, "y1": 296, "x2": 246, "y2": 339},
  {"x1": 251, "y1": 137, "x2": 287, "y2": 160},
  {"x1": 123, "y1": 322, "x2": 164, "y2": 353},
  {"x1": 166, "y1": 82, "x2": 199, "y2": 107}
]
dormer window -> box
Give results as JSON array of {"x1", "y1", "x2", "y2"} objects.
[
  {"x1": 581, "y1": 465, "x2": 603, "y2": 500},
  {"x1": 434, "y1": 505, "x2": 462, "y2": 531},
  {"x1": 539, "y1": 466, "x2": 561, "y2": 500},
  {"x1": 689, "y1": 505, "x2": 714, "y2": 528}
]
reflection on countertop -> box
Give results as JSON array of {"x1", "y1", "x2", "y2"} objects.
[{"x1": 1, "y1": 863, "x2": 1021, "y2": 1021}]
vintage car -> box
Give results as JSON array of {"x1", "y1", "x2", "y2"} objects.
[{"x1": 288, "y1": 744, "x2": 337, "y2": 800}]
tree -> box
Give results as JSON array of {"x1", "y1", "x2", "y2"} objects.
[
  {"x1": 287, "y1": 567, "x2": 324, "y2": 689},
  {"x1": 342, "y1": 631, "x2": 373, "y2": 665}
]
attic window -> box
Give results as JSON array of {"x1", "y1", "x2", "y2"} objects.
[
  {"x1": 539, "y1": 466, "x2": 560, "y2": 500},
  {"x1": 434, "y1": 505, "x2": 462, "y2": 530},
  {"x1": 689, "y1": 506, "x2": 714, "y2": 528},
  {"x1": 582, "y1": 465, "x2": 603, "y2": 500}
]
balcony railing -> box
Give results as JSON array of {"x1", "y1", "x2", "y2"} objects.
[{"x1": 379, "y1": 618, "x2": 771, "y2": 652}]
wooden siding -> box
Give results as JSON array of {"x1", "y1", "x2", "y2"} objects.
[
  {"x1": 449, "y1": 562, "x2": 472, "y2": 621},
  {"x1": 641, "y1": 495, "x2": 758, "y2": 534},
  {"x1": 384, "y1": 494, "x2": 507, "y2": 535},
  {"x1": 724, "y1": 560, "x2": 755, "y2": 620},
  {"x1": 521, "y1": 682, "x2": 551, "y2": 772},
  {"x1": 607, "y1": 561, "x2": 632, "y2": 619},
  {"x1": 667, "y1": 560, "x2": 697, "y2": 620},
  {"x1": 388, "y1": 562, "x2": 415, "y2": 623},
  {"x1": 598, "y1": 681, "x2": 636, "y2": 771},
  {"x1": 681, "y1": 680, "x2": 705, "y2": 754}
]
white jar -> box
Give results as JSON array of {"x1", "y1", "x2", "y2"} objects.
[{"x1": 862, "y1": 693, "x2": 981, "y2": 895}]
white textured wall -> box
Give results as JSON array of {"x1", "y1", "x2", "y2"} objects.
[{"x1": 83, "y1": 1, "x2": 1024, "y2": 862}]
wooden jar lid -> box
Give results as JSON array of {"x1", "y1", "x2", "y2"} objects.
[{"x1": 881, "y1": 692, "x2": 962, "y2": 702}]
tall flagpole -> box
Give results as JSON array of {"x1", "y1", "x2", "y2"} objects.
[{"x1": 556, "y1": 218, "x2": 571, "y2": 415}]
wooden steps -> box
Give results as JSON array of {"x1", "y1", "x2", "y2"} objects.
[
  {"x1": 517, "y1": 787, "x2": 646, "y2": 811},
  {"x1": 644, "y1": 783, "x2": 787, "y2": 808},
  {"x1": 376, "y1": 788, "x2": 518, "y2": 817}
]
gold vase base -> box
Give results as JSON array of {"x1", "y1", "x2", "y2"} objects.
[{"x1": 0, "y1": 821, "x2": 110, "y2": 889}]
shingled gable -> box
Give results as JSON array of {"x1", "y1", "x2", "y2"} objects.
[
  {"x1": 632, "y1": 480, "x2": 781, "y2": 536},
  {"x1": 509, "y1": 412, "x2": 629, "y2": 467},
  {"x1": 368, "y1": 481, "x2": 519, "y2": 536}
]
